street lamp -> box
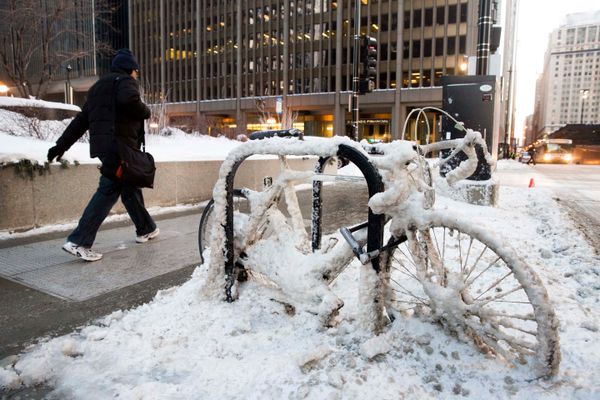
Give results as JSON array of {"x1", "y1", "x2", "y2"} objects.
[
  {"x1": 65, "y1": 64, "x2": 73, "y2": 104},
  {"x1": 580, "y1": 88, "x2": 589, "y2": 124}
]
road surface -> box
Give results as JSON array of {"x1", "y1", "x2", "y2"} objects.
[{"x1": 497, "y1": 163, "x2": 600, "y2": 253}]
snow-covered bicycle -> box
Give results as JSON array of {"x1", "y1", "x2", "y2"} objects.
[{"x1": 198, "y1": 127, "x2": 560, "y2": 378}]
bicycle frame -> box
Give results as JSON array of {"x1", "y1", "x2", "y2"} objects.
[{"x1": 207, "y1": 136, "x2": 385, "y2": 302}]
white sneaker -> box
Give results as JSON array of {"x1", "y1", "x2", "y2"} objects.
[
  {"x1": 62, "y1": 241, "x2": 103, "y2": 262},
  {"x1": 136, "y1": 227, "x2": 160, "y2": 243}
]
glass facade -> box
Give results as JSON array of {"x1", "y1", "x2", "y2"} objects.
[{"x1": 132, "y1": 0, "x2": 470, "y2": 103}]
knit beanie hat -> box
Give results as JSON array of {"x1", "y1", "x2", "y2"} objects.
[{"x1": 111, "y1": 49, "x2": 140, "y2": 72}]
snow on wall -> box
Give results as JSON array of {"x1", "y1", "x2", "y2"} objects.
[
  {"x1": 0, "y1": 96, "x2": 82, "y2": 112},
  {"x1": 0, "y1": 108, "x2": 244, "y2": 165}
]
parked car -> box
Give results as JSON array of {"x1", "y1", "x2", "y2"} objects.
[{"x1": 518, "y1": 151, "x2": 531, "y2": 163}]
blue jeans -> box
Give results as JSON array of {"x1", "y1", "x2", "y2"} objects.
[{"x1": 67, "y1": 174, "x2": 156, "y2": 247}]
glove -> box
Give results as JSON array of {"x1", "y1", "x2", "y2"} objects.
[{"x1": 47, "y1": 146, "x2": 65, "y2": 163}]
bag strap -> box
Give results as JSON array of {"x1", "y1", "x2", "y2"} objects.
[
  {"x1": 111, "y1": 76, "x2": 147, "y2": 153},
  {"x1": 111, "y1": 76, "x2": 122, "y2": 136}
]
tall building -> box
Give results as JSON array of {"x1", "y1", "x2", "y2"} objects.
[
  {"x1": 0, "y1": 0, "x2": 128, "y2": 104},
  {"x1": 533, "y1": 10, "x2": 600, "y2": 139},
  {"x1": 45, "y1": 0, "x2": 130, "y2": 104},
  {"x1": 130, "y1": 0, "x2": 505, "y2": 141}
]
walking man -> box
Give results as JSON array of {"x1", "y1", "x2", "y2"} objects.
[
  {"x1": 47, "y1": 49, "x2": 159, "y2": 261},
  {"x1": 527, "y1": 146, "x2": 537, "y2": 165}
]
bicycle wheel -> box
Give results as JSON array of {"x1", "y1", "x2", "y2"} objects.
[
  {"x1": 383, "y1": 214, "x2": 560, "y2": 377},
  {"x1": 198, "y1": 189, "x2": 250, "y2": 264}
]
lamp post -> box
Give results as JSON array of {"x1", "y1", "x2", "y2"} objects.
[
  {"x1": 65, "y1": 64, "x2": 73, "y2": 104},
  {"x1": 580, "y1": 88, "x2": 589, "y2": 124}
]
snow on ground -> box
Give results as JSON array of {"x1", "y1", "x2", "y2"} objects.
[
  {"x1": 1, "y1": 160, "x2": 599, "y2": 399},
  {"x1": 0, "y1": 202, "x2": 208, "y2": 241},
  {"x1": 0, "y1": 108, "x2": 243, "y2": 165}
]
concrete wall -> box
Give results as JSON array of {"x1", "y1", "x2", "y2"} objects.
[{"x1": 0, "y1": 157, "x2": 335, "y2": 232}]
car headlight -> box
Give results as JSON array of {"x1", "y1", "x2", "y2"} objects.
[
  {"x1": 544, "y1": 153, "x2": 551, "y2": 161},
  {"x1": 564, "y1": 153, "x2": 572, "y2": 161}
]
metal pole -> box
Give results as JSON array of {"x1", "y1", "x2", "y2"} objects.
[
  {"x1": 351, "y1": 0, "x2": 361, "y2": 141},
  {"x1": 476, "y1": 0, "x2": 492, "y2": 75}
]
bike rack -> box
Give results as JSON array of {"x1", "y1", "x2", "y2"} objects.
[
  {"x1": 312, "y1": 144, "x2": 385, "y2": 270},
  {"x1": 221, "y1": 140, "x2": 385, "y2": 302}
]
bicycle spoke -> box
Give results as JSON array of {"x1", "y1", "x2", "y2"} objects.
[
  {"x1": 473, "y1": 270, "x2": 514, "y2": 299},
  {"x1": 458, "y1": 231, "x2": 464, "y2": 274},
  {"x1": 397, "y1": 247, "x2": 419, "y2": 270},
  {"x1": 465, "y1": 256, "x2": 502, "y2": 288},
  {"x1": 464, "y1": 244, "x2": 488, "y2": 282},
  {"x1": 495, "y1": 318, "x2": 538, "y2": 337},
  {"x1": 390, "y1": 299, "x2": 423, "y2": 305},
  {"x1": 391, "y1": 262, "x2": 419, "y2": 281},
  {"x1": 462, "y1": 237, "x2": 474, "y2": 275},
  {"x1": 465, "y1": 317, "x2": 537, "y2": 359},
  {"x1": 479, "y1": 330, "x2": 519, "y2": 361},
  {"x1": 388, "y1": 301, "x2": 419, "y2": 312},
  {"x1": 480, "y1": 323, "x2": 537, "y2": 352},
  {"x1": 431, "y1": 227, "x2": 442, "y2": 262},
  {"x1": 475, "y1": 284, "x2": 524, "y2": 303},
  {"x1": 390, "y1": 278, "x2": 429, "y2": 305},
  {"x1": 479, "y1": 311, "x2": 536, "y2": 321},
  {"x1": 442, "y1": 227, "x2": 446, "y2": 267}
]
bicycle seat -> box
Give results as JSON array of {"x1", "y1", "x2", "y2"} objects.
[{"x1": 249, "y1": 128, "x2": 304, "y2": 140}]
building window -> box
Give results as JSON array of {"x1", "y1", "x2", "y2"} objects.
[
  {"x1": 425, "y1": 8, "x2": 433, "y2": 26},
  {"x1": 577, "y1": 27, "x2": 586, "y2": 43},
  {"x1": 436, "y1": 6, "x2": 445, "y2": 24},
  {"x1": 447, "y1": 36, "x2": 456, "y2": 55},
  {"x1": 460, "y1": 3, "x2": 468, "y2": 23},
  {"x1": 448, "y1": 5, "x2": 457, "y2": 24},
  {"x1": 424, "y1": 39, "x2": 432, "y2": 57},
  {"x1": 413, "y1": 9, "x2": 422, "y2": 28},
  {"x1": 435, "y1": 38, "x2": 444, "y2": 56},
  {"x1": 412, "y1": 40, "x2": 421, "y2": 57}
]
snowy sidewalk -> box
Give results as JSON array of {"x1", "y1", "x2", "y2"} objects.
[{"x1": 0, "y1": 212, "x2": 202, "y2": 302}]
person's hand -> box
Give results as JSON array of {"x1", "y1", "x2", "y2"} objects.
[{"x1": 47, "y1": 146, "x2": 65, "y2": 163}]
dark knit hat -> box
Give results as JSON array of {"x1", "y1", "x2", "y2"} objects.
[{"x1": 111, "y1": 48, "x2": 140, "y2": 72}]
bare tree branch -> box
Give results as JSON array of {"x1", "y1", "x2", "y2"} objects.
[{"x1": 0, "y1": 0, "x2": 117, "y2": 99}]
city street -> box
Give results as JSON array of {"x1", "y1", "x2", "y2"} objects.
[
  {"x1": 497, "y1": 162, "x2": 600, "y2": 253},
  {"x1": 2, "y1": 164, "x2": 600, "y2": 398}
]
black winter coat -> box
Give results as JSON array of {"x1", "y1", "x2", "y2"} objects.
[{"x1": 55, "y1": 71, "x2": 151, "y2": 158}]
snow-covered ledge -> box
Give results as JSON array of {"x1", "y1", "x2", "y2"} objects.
[{"x1": 0, "y1": 157, "x2": 331, "y2": 232}]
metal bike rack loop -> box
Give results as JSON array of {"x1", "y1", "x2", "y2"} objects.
[
  {"x1": 221, "y1": 143, "x2": 385, "y2": 301},
  {"x1": 312, "y1": 144, "x2": 385, "y2": 271}
]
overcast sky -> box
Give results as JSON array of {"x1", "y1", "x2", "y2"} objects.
[{"x1": 513, "y1": 0, "x2": 598, "y2": 137}]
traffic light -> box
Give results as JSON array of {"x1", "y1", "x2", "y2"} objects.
[{"x1": 359, "y1": 35, "x2": 377, "y2": 94}]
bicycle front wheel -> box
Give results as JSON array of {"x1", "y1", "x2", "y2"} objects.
[
  {"x1": 383, "y1": 213, "x2": 560, "y2": 377},
  {"x1": 198, "y1": 189, "x2": 250, "y2": 264}
]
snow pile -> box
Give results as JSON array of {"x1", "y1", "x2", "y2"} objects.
[
  {"x1": 1, "y1": 157, "x2": 599, "y2": 398},
  {"x1": 0, "y1": 108, "x2": 76, "y2": 145}
]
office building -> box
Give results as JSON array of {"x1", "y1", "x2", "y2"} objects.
[
  {"x1": 131, "y1": 0, "x2": 505, "y2": 142},
  {"x1": 533, "y1": 10, "x2": 600, "y2": 138}
]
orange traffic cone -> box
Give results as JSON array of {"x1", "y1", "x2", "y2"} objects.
[{"x1": 528, "y1": 178, "x2": 535, "y2": 188}]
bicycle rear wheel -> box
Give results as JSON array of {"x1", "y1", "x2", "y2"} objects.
[
  {"x1": 383, "y1": 214, "x2": 560, "y2": 377},
  {"x1": 198, "y1": 189, "x2": 250, "y2": 264}
]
